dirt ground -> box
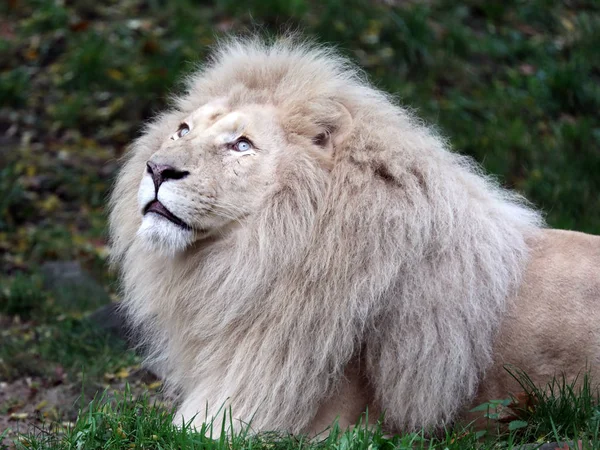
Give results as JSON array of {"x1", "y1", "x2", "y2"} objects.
[{"x1": 0, "y1": 366, "x2": 169, "y2": 446}]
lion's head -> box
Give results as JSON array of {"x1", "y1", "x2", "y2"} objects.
[
  {"x1": 109, "y1": 36, "x2": 543, "y2": 434},
  {"x1": 136, "y1": 101, "x2": 289, "y2": 255},
  {"x1": 114, "y1": 42, "x2": 355, "y2": 257}
]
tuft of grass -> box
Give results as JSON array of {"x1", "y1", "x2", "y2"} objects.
[
  {"x1": 0, "y1": 272, "x2": 47, "y2": 319},
  {"x1": 0, "y1": 161, "x2": 30, "y2": 232},
  {"x1": 504, "y1": 365, "x2": 600, "y2": 444},
  {"x1": 216, "y1": 0, "x2": 309, "y2": 21}
]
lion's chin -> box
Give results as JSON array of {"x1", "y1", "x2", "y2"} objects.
[{"x1": 137, "y1": 214, "x2": 195, "y2": 257}]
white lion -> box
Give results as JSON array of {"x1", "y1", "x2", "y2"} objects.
[{"x1": 108, "y1": 36, "x2": 600, "y2": 436}]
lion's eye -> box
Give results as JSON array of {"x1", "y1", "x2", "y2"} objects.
[
  {"x1": 171, "y1": 123, "x2": 190, "y2": 140},
  {"x1": 233, "y1": 139, "x2": 253, "y2": 153}
]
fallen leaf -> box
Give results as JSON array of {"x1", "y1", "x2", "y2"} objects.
[
  {"x1": 107, "y1": 69, "x2": 124, "y2": 81},
  {"x1": 70, "y1": 20, "x2": 90, "y2": 32},
  {"x1": 115, "y1": 368, "x2": 130, "y2": 379},
  {"x1": 24, "y1": 48, "x2": 38, "y2": 61},
  {"x1": 34, "y1": 400, "x2": 48, "y2": 411},
  {"x1": 104, "y1": 372, "x2": 116, "y2": 381}
]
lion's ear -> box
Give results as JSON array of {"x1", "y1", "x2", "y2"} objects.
[{"x1": 312, "y1": 101, "x2": 353, "y2": 154}]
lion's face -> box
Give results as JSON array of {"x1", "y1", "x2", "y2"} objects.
[{"x1": 136, "y1": 100, "x2": 286, "y2": 254}]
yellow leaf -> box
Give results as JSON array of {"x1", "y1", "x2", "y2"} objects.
[
  {"x1": 22, "y1": 331, "x2": 34, "y2": 342},
  {"x1": 115, "y1": 368, "x2": 130, "y2": 379},
  {"x1": 35, "y1": 400, "x2": 48, "y2": 411},
  {"x1": 40, "y1": 194, "x2": 60, "y2": 212},
  {"x1": 107, "y1": 68, "x2": 124, "y2": 80},
  {"x1": 10, "y1": 412, "x2": 29, "y2": 420},
  {"x1": 146, "y1": 380, "x2": 162, "y2": 390},
  {"x1": 96, "y1": 245, "x2": 110, "y2": 259},
  {"x1": 560, "y1": 17, "x2": 574, "y2": 31},
  {"x1": 73, "y1": 235, "x2": 87, "y2": 246},
  {"x1": 81, "y1": 138, "x2": 97, "y2": 148}
]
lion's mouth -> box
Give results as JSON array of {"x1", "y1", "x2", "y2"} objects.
[{"x1": 144, "y1": 200, "x2": 191, "y2": 230}]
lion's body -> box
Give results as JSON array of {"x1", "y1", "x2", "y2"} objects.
[
  {"x1": 474, "y1": 229, "x2": 600, "y2": 410},
  {"x1": 309, "y1": 228, "x2": 600, "y2": 434},
  {"x1": 108, "y1": 37, "x2": 599, "y2": 436}
]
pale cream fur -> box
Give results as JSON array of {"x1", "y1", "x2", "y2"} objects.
[{"x1": 108, "y1": 36, "x2": 599, "y2": 436}]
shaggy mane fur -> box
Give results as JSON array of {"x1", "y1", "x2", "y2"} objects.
[{"x1": 109, "y1": 36, "x2": 543, "y2": 434}]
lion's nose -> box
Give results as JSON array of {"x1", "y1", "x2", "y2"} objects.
[{"x1": 146, "y1": 161, "x2": 189, "y2": 193}]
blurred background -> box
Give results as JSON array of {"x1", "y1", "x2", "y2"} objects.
[{"x1": 1, "y1": 0, "x2": 599, "y2": 439}]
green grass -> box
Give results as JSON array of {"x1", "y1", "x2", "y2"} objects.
[
  {"x1": 0, "y1": 265, "x2": 135, "y2": 382},
  {"x1": 504, "y1": 366, "x2": 600, "y2": 444},
  {"x1": 1, "y1": 0, "x2": 599, "y2": 447},
  {"x1": 0, "y1": 315, "x2": 136, "y2": 382},
  {"x1": 0, "y1": 389, "x2": 514, "y2": 449},
  {"x1": 0, "y1": 272, "x2": 46, "y2": 320},
  {"x1": 8, "y1": 376, "x2": 600, "y2": 450}
]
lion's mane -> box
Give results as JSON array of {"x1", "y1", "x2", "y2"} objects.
[{"x1": 109, "y1": 37, "x2": 543, "y2": 434}]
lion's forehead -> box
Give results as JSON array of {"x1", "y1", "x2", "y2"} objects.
[
  {"x1": 189, "y1": 101, "x2": 249, "y2": 143},
  {"x1": 208, "y1": 112, "x2": 246, "y2": 143}
]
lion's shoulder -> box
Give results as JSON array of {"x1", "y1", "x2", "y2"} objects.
[
  {"x1": 520, "y1": 228, "x2": 600, "y2": 308},
  {"x1": 529, "y1": 228, "x2": 600, "y2": 271}
]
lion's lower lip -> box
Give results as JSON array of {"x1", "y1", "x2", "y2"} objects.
[{"x1": 144, "y1": 200, "x2": 191, "y2": 230}]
